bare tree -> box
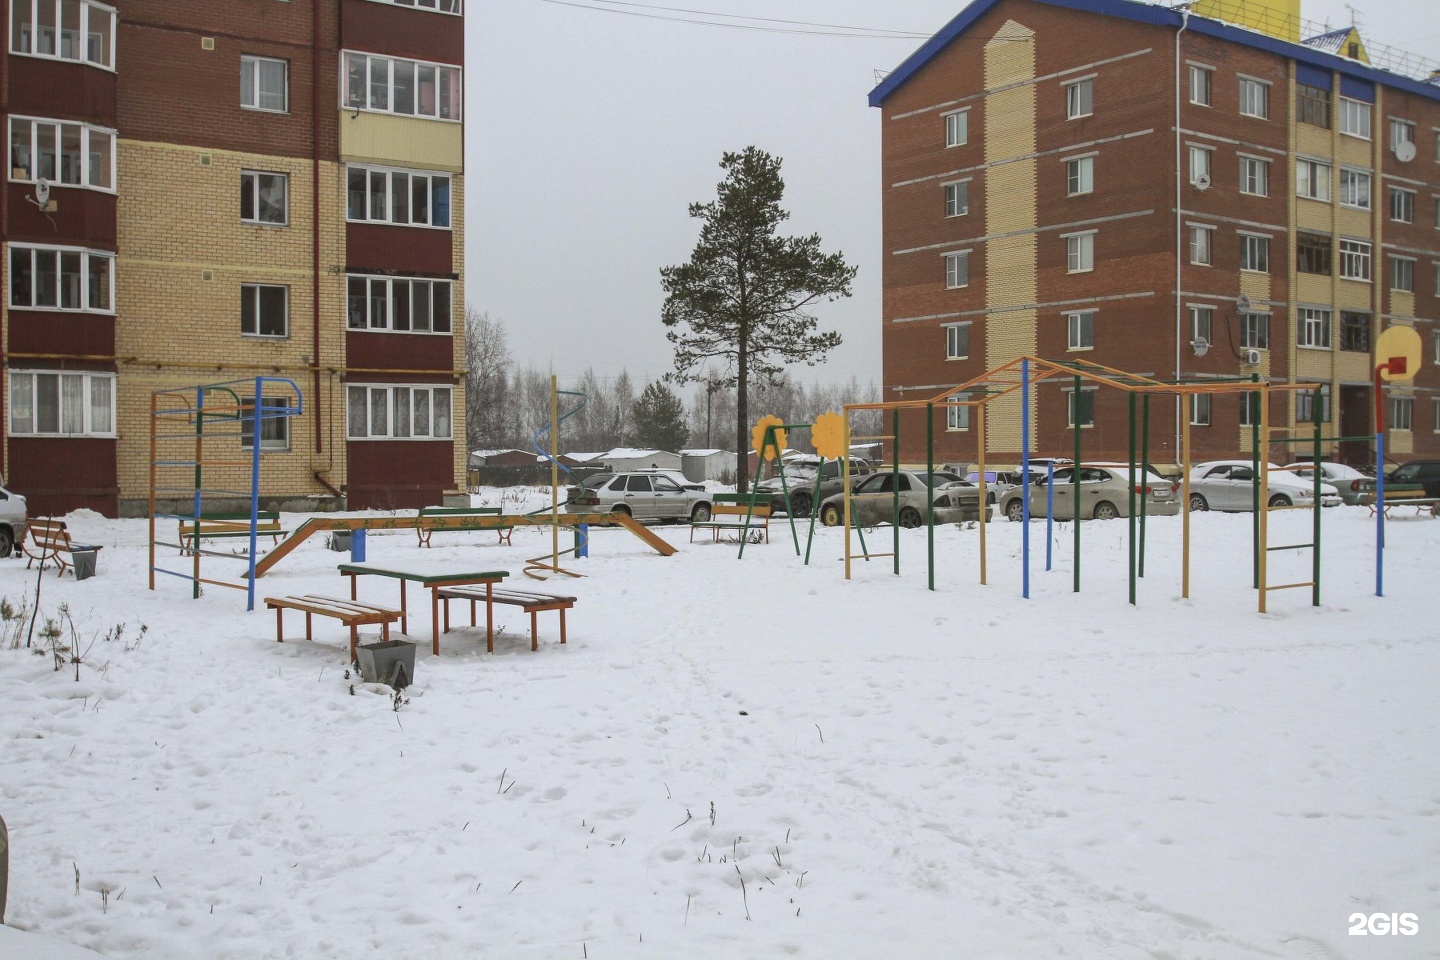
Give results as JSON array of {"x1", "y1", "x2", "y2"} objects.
[{"x1": 464, "y1": 308, "x2": 513, "y2": 452}]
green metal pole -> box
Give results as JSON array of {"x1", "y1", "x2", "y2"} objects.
[
  {"x1": 926, "y1": 402, "x2": 935, "y2": 592},
  {"x1": 1313, "y1": 403, "x2": 1322, "y2": 607},
  {"x1": 1073, "y1": 375, "x2": 1081, "y2": 593},
  {"x1": 892, "y1": 409, "x2": 901, "y2": 576},
  {"x1": 1140, "y1": 393, "x2": 1150, "y2": 579},
  {"x1": 1128, "y1": 392, "x2": 1137, "y2": 605},
  {"x1": 1251, "y1": 374, "x2": 1261, "y2": 589}
]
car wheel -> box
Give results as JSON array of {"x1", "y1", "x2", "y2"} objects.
[
  {"x1": 898, "y1": 506, "x2": 923, "y2": 529},
  {"x1": 1268, "y1": 494, "x2": 1292, "y2": 508},
  {"x1": 690, "y1": 503, "x2": 711, "y2": 524},
  {"x1": 820, "y1": 504, "x2": 842, "y2": 527},
  {"x1": 1093, "y1": 501, "x2": 1119, "y2": 520},
  {"x1": 790, "y1": 492, "x2": 812, "y2": 518},
  {"x1": 611, "y1": 504, "x2": 631, "y2": 517},
  {"x1": 1189, "y1": 493, "x2": 1208, "y2": 512},
  {"x1": 0, "y1": 528, "x2": 11, "y2": 559},
  {"x1": 1005, "y1": 499, "x2": 1026, "y2": 522}
]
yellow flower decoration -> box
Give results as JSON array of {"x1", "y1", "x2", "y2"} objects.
[
  {"x1": 811, "y1": 411, "x2": 847, "y2": 460},
  {"x1": 751, "y1": 416, "x2": 787, "y2": 461}
]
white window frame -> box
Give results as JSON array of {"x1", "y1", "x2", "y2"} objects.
[
  {"x1": 1066, "y1": 310, "x2": 1095, "y2": 351},
  {"x1": 943, "y1": 108, "x2": 969, "y2": 148},
  {"x1": 241, "y1": 283, "x2": 289, "y2": 338},
  {"x1": 1239, "y1": 155, "x2": 1269, "y2": 197},
  {"x1": 346, "y1": 274, "x2": 454, "y2": 334},
  {"x1": 241, "y1": 55, "x2": 289, "y2": 113},
  {"x1": 1339, "y1": 167, "x2": 1372, "y2": 210},
  {"x1": 1064, "y1": 231, "x2": 1095, "y2": 273},
  {"x1": 1387, "y1": 396, "x2": 1413, "y2": 431},
  {"x1": 342, "y1": 51, "x2": 462, "y2": 121},
  {"x1": 1339, "y1": 97, "x2": 1371, "y2": 139},
  {"x1": 1188, "y1": 224, "x2": 1213, "y2": 266},
  {"x1": 1390, "y1": 118, "x2": 1416, "y2": 153},
  {"x1": 1240, "y1": 233, "x2": 1270, "y2": 273},
  {"x1": 1298, "y1": 306, "x2": 1332, "y2": 349},
  {"x1": 8, "y1": 244, "x2": 114, "y2": 313},
  {"x1": 241, "y1": 396, "x2": 291, "y2": 451},
  {"x1": 1434, "y1": 397, "x2": 1440, "y2": 433},
  {"x1": 8, "y1": 115, "x2": 116, "y2": 192},
  {"x1": 1066, "y1": 387, "x2": 1096, "y2": 428},
  {"x1": 1435, "y1": 329, "x2": 1440, "y2": 364},
  {"x1": 1188, "y1": 144, "x2": 1212, "y2": 185},
  {"x1": 347, "y1": 383, "x2": 454, "y2": 440},
  {"x1": 1189, "y1": 304, "x2": 1213, "y2": 344},
  {"x1": 943, "y1": 179, "x2": 969, "y2": 218},
  {"x1": 345, "y1": 163, "x2": 453, "y2": 229},
  {"x1": 1238, "y1": 76, "x2": 1269, "y2": 119},
  {"x1": 1295, "y1": 157, "x2": 1331, "y2": 201},
  {"x1": 366, "y1": 0, "x2": 462, "y2": 12},
  {"x1": 8, "y1": 0, "x2": 115, "y2": 69},
  {"x1": 944, "y1": 322, "x2": 970, "y2": 360},
  {"x1": 1389, "y1": 185, "x2": 1415, "y2": 223},
  {"x1": 1188, "y1": 63, "x2": 1212, "y2": 106},
  {"x1": 1065, "y1": 154, "x2": 1094, "y2": 196},
  {"x1": 1296, "y1": 386, "x2": 1330, "y2": 425},
  {"x1": 944, "y1": 250, "x2": 970, "y2": 289},
  {"x1": 1189, "y1": 393, "x2": 1212, "y2": 426},
  {"x1": 945, "y1": 396, "x2": 970, "y2": 432},
  {"x1": 1064, "y1": 77, "x2": 1093, "y2": 120},
  {"x1": 240, "y1": 170, "x2": 289, "y2": 226},
  {"x1": 1339, "y1": 239, "x2": 1371, "y2": 282},
  {"x1": 1390, "y1": 255, "x2": 1414, "y2": 293},
  {"x1": 1240, "y1": 312, "x2": 1270, "y2": 350},
  {"x1": 8, "y1": 369, "x2": 115, "y2": 437}
]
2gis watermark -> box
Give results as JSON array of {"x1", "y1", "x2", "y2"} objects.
[{"x1": 1348, "y1": 912, "x2": 1419, "y2": 936}]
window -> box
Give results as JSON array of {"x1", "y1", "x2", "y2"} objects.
[
  {"x1": 346, "y1": 384, "x2": 453, "y2": 439},
  {"x1": 1435, "y1": 397, "x2": 1440, "y2": 432},
  {"x1": 343, "y1": 52, "x2": 461, "y2": 120},
  {"x1": 1435, "y1": 330, "x2": 1440, "y2": 364},
  {"x1": 1189, "y1": 394, "x2": 1211, "y2": 426},
  {"x1": 1295, "y1": 158, "x2": 1331, "y2": 201},
  {"x1": 241, "y1": 55, "x2": 288, "y2": 112},
  {"x1": 346, "y1": 275, "x2": 454, "y2": 333},
  {"x1": 1189, "y1": 64, "x2": 1212, "y2": 106},
  {"x1": 1238, "y1": 77, "x2": 1269, "y2": 118},
  {"x1": 1239, "y1": 155, "x2": 1269, "y2": 196},
  {"x1": 1390, "y1": 119, "x2": 1416, "y2": 153},
  {"x1": 371, "y1": 0, "x2": 462, "y2": 12},
  {"x1": 1338, "y1": 97, "x2": 1370, "y2": 138},
  {"x1": 241, "y1": 284, "x2": 288, "y2": 338},
  {"x1": 1065, "y1": 233, "x2": 1094, "y2": 273},
  {"x1": 943, "y1": 180, "x2": 969, "y2": 217},
  {"x1": 1296, "y1": 386, "x2": 1330, "y2": 424},
  {"x1": 1065, "y1": 77, "x2": 1093, "y2": 119},
  {"x1": 946, "y1": 397, "x2": 970, "y2": 431},
  {"x1": 1189, "y1": 305, "x2": 1213, "y2": 345},
  {"x1": 1240, "y1": 390, "x2": 1260, "y2": 427},
  {"x1": 1296, "y1": 83, "x2": 1330, "y2": 128},
  {"x1": 1188, "y1": 224, "x2": 1213, "y2": 266},
  {"x1": 1188, "y1": 144, "x2": 1211, "y2": 185},
  {"x1": 1065, "y1": 155, "x2": 1093, "y2": 196},
  {"x1": 1339, "y1": 239, "x2": 1371, "y2": 281},
  {"x1": 1296, "y1": 233, "x2": 1331, "y2": 275},
  {"x1": 1066, "y1": 310, "x2": 1095, "y2": 350},
  {"x1": 944, "y1": 323, "x2": 969, "y2": 360},
  {"x1": 8, "y1": 116, "x2": 115, "y2": 190},
  {"x1": 1388, "y1": 396, "x2": 1413, "y2": 431},
  {"x1": 345, "y1": 165, "x2": 452, "y2": 227},
  {"x1": 1339, "y1": 168, "x2": 1371, "y2": 209},
  {"x1": 240, "y1": 171, "x2": 288, "y2": 225},
  {"x1": 944, "y1": 109, "x2": 968, "y2": 147},
  {"x1": 9, "y1": 0, "x2": 115, "y2": 68},
  {"x1": 1240, "y1": 312, "x2": 1269, "y2": 350},
  {"x1": 1339, "y1": 312, "x2": 1370, "y2": 352},
  {"x1": 1389, "y1": 186, "x2": 1415, "y2": 223},
  {"x1": 944, "y1": 251, "x2": 969, "y2": 289},
  {"x1": 241, "y1": 396, "x2": 290, "y2": 451},
  {"x1": 9, "y1": 370, "x2": 115, "y2": 436},
  {"x1": 1240, "y1": 234, "x2": 1270, "y2": 273},
  {"x1": 1067, "y1": 388, "x2": 1096, "y2": 428},
  {"x1": 1298, "y1": 307, "x2": 1331, "y2": 348},
  {"x1": 9, "y1": 245, "x2": 113, "y2": 312},
  {"x1": 1391, "y1": 256, "x2": 1414, "y2": 292}
]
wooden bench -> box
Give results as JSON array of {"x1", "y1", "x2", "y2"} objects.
[
  {"x1": 263, "y1": 594, "x2": 402, "y2": 660},
  {"x1": 22, "y1": 519, "x2": 102, "y2": 577},
  {"x1": 690, "y1": 493, "x2": 771, "y2": 544},
  {"x1": 416, "y1": 506, "x2": 514, "y2": 547},
  {"x1": 178, "y1": 511, "x2": 287, "y2": 555},
  {"x1": 436, "y1": 585, "x2": 575, "y2": 652},
  {"x1": 1360, "y1": 485, "x2": 1440, "y2": 518}
]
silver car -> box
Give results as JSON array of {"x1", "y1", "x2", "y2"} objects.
[
  {"x1": 1282, "y1": 461, "x2": 1370, "y2": 506},
  {"x1": 998, "y1": 463, "x2": 1179, "y2": 521},
  {"x1": 1187, "y1": 461, "x2": 1341, "y2": 511},
  {"x1": 817, "y1": 470, "x2": 991, "y2": 528},
  {"x1": 0, "y1": 478, "x2": 27, "y2": 557},
  {"x1": 564, "y1": 471, "x2": 713, "y2": 523}
]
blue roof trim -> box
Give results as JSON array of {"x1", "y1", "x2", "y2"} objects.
[{"x1": 869, "y1": 0, "x2": 1440, "y2": 108}]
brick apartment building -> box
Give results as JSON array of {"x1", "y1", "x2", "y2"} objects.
[
  {"x1": 869, "y1": 0, "x2": 1440, "y2": 468},
  {"x1": 1, "y1": 0, "x2": 467, "y2": 517}
]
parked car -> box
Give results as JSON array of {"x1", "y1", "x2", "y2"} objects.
[
  {"x1": 755, "y1": 455, "x2": 875, "y2": 518},
  {"x1": 1187, "y1": 461, "x2": 1341, "y2": 511},
  {"x1": 1378, "y1": 460, "x2": 1440, "y2": 498},
  {"x1": 817, "y1": 470, "x2": 992, "y2": 528},
  {"x1": 563, "y1": 471, "x2": 713, "y2": 523},
  {"x1": 1282, "y1": 461, "x2": 1371, "y2": 506},
  {"x1": 997, "y1": 463, "x2": 1179, "y2": 521},
  {"x1": 0, "y1": 478, "x2": 26, "y2": 557}
]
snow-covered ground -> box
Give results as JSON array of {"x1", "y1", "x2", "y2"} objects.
[{"x1": 1, "y1": 492, "x2": 1436, "y2": 959}]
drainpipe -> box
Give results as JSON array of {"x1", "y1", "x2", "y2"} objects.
[
  {"x1": 312, "y1": 0, "x2": 324, "y2": 456},
  {"x1": 1174, "y1": 6, "x2": 1191, "y2": 463}
]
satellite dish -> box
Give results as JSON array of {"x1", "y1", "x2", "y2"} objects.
[
  {"x1": 34, "y1": 178, "x2": 50, "y2": 205},
  {"x1": 1236, "y1": 294, "x2": 1252, "y2": 312},
  {"x1": 1192, "y1": 336, "x2": 1210, "y2": 357},
  {"x1": 1193, "y1": 173, "x2": 1211, "y2": 191},
  {"x1": 1394, "y1": 140, "x2": 1416, "y2": 162}
]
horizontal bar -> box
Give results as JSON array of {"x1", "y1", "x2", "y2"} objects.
[
  {"x1": 1265, "y1": 543, "x2": 1313, "y2": 552},
  {"x1": 1263, "y1": 581, "x2": 1314, "y2": 592}
]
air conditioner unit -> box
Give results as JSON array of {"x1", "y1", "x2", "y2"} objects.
[
  {"x1": 1243, "y1": 348, "x2": 1262, "y2": 365},
  {"x1": 1193, "y1": 173, "x2": 1211, "y2": 191}
]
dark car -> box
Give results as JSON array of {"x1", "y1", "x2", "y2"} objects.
[
  {"x1": 754, "y1": 456, "x2": 875, "y2": 518},
  {"x1": 1382, "y1": 460, "x2": 1440, "y2": 498}
]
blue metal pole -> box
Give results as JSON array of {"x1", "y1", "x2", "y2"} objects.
[{"x1": 1021, "y1": 359, "x2": 1031, "y2": 599}]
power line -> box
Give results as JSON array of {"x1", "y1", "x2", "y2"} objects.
[{"x1": 535, "y1": 0, "x2": 930, "y2": 39}]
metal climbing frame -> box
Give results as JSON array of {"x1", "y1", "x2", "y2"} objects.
[{"x1": 148, "y1": 377, "x2": 303, "y2": 611}]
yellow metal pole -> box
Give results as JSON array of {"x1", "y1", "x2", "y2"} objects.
[
  {"x1": 977, "y1": 407, "x2": 987, "y2": 586},
  {"x1": 843, "y1": 414, "x2": 852, "y2": 580},
  {"x1": 1258, "y1": 386, "x2": 1269, "y2": 614},
  {"x1": 1181, "y1": 413, "x2": 1191, "y2": 599}
]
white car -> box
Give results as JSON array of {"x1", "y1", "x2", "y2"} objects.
[{"x1": 1187, "y1": 461, "x2": 1341, "y2": 511}]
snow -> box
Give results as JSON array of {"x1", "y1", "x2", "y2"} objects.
[{"x1": 1, "y1": 493, "x2": 1437, "y2": 959}]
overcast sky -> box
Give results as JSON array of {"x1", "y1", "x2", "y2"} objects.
[{"x1": 464, "y1": 0, "x2": 1439, "y2": 391}]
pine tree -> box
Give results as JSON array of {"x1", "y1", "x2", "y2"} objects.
[{"x1": 632, "y1": 381, "x2": 689, "y2": 453}]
